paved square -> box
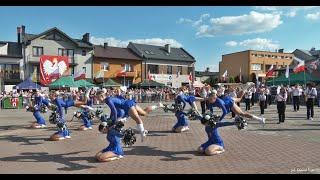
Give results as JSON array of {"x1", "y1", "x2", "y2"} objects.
[{"x1": 0, "y1": 102, "x2": 320, "y2": 174}]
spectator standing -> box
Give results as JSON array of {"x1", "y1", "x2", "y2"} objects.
[
  {"x1": 305, "y1": 83, "x2": 317, "y2": 120},
  {"x1": 258, "y1": 88, "x2": 267, "y2": 117},
  {"x1": 251, "y1": 86, "x2": 256, "y2": 106},
  {"x1": 276, "y1": 87, "x2": 287, "y2": 124},
  {"x1": 244, "y1": 90, "x2": 252, "y2": 111},
  {"x1": 292, "y1": 84, "x2": 302, "y2": 112},
  {"x1": 199, "y1": 87, "x2": 208, "y2": 114}
]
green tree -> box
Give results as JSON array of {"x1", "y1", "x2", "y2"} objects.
[{"x1": 229, "y1": 76, "x2": 235, "y2": 83}]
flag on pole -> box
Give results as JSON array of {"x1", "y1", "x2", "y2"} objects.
[
  {"x1": 74, "y1": 68, "x2": 86, "y2": 80},
  {"x1": 266, "y1": 65, "x2": 275, "y2": 77},
  {"x1": 285, "y1": 65, "x2": 290, "y2": 78},
  {"x1": 293, "y1": 56, "x2": 306, "y2": 73},
  {"x1": 239, "y1": 67, "x2": 242, "y2": 82},
  {"x1": 188, "y1": 71, "x2": 193, "y2": 82},
  {"x1": 222, "y1": 70, "x2": 227, "y2": 81},
  {"x1": 147, "y1": 70, "x2": 152, "y2": 81},
  {"x1": 293, "y1": 62, "x2": 305, "y2": 73},
  {"x1": 116, "y1": 68, "x2": 127, "y2": 77}
]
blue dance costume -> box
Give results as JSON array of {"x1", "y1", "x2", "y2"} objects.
[
  {"x1": 172, "y1": 110, "x2": 189, "y2": 130},
  {"x1": 207, "y1": 95, "x2": 235, "y2": 121},
  {"x1": 33, "y1": 95, "x2": 49, "y2": 125},
  {"x1": 102, "y1": 96, "x2": 128, "y2": 156},
  {"x1": 52, "y1": 97, "x2": 75, "y2": 138},
  {"x1": 175, "y1": 94, "x2": 196, "y2": 110},
  {"x1": 192, "y1": 114, "x2": 236, "y2": 151},
  {"x1": 80, "y1": 97, "x2": 94, "y2": 128}
]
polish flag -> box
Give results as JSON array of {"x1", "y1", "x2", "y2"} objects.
[
  {"x1": 222, "y1": 70, "x2": 227, "y2": 81},
  {"x1": 293, "y1": 57, "x2": 305, "y2": 73},
  {"x1": 147, "y1": 70, "x2": 152, "y2": 80},
  {"x1": 74, "y1": 69, "x2": 86, "y2": 80},
  {"x1": 265, "y1": 65, "x2": 275, "y2": 77},
  {"x1": 117, "y1": 68, "x2": 127, "y2": 77},
  {"x1": 188, "y1": 72, "x2": 193, "y2": 82}
]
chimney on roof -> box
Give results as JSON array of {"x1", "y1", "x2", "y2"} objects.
[
  {"x1": 278, "y1": 49, "x2": 284, "y2": 53},
  {"x1": 165, "y1": 44, "x2": 171, "y2": 53},
  {"x1": 104, "y1": 42, "x2": 108, "y2": 49},
  {"x1": 82, "y1": 33, "x2": 90, "y2": 43},
  {"x1": 17, "y1": 27, "x2": 21, "y2": 43}
]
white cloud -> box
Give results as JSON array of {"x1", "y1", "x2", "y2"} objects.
[
  {"x1": 90, "y1": 36, "x2": 183, "y2": 48},
  {"x1": 177, "y1": 13, "x2": 210, "y2": 27},
  {"x1": 253, "y1": 6, "x2": 318, "y2": 18},
  {"x1": 225, "y1": 41, "x2": 238, "y2": 47},
  {"x1": 305, "y1": 12, "x2": 320, "y2": 20},
  {"x1": 239, "y1": 38, "x2": 280, "y2": 50},
  {"x1": 285, "y1": 11, "x2": 297, "y2": 17},
  {"x1": 199, "y1": 11, "x2": 283, "y2": 37},
  {"x1": 179, "y1": 11, "x2": 283, "y2": 37},
  {"x1": 226, "y1": 38, "x2": 280, "y2": 51}
]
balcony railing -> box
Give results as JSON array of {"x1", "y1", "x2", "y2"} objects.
[
  {"x1": 2, "y1": 72, "x2": 20, "y2": 80},
  {"x1": 27, "y1": 54, "x2": 75, "y2": 64}
]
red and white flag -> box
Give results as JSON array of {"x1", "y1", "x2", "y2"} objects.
[
  {"x1": 293, "y1": 57, "x2": 305, "y2": 73},
  {"x1": 188, "y1": 72, "x2": 193, "y2": 82},
  {"x1": 265, "y1": 64, "x2": 275, "y2": 77},
  {"x1": 74, "y1": 68, "x2": 86, "y2": 81},
  {"x1": 147, "y1": 70, "x2": 152, "y2": 81},
  {"x1": 222, "y1": 70, "x2": 227, "y2": 81},
  {"x1": 117, "y1": 68, "x2": 127, "y2": 77}
]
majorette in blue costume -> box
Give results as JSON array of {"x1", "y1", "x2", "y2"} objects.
[
  {"x1": 48, "y1": 91, "x2": 87, "y2": 141},
  {"x1": 205, "y1": 87, "x2": 265, "y2": 126},
  {"x1": 26, "y1": 89, "x2": 50, "y2": 129},
  {"x1": 191, "y1": 110, "x2": 247, "y2": 156},
  {"x1": 77, "y1": 89, "x2": 95, "y2": 131},
  {"x1": 95, "y1": 87, "x2": 161, "y2": 162}
]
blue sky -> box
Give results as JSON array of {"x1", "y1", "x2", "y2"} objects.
[{"x1": 1, "y1": 6, "x2": 320, "y2": 71}]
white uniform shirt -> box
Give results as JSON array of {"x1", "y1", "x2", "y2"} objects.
[
  {"x1": 292, "y1": 87, "x2": 302, "y2": 96},
  {"x1": 244, "y1": 92, "x2": 252, "y2": 99},
  {"x1": 276, "y1": 92, "x2": 288, "y2": 102},
  {"x1": 305, "y1": 87, "x2": 317, "y2": 99}
]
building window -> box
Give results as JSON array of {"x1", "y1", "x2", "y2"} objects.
[
  {"x1": 257, "y1": 54, "x2": 262, "y2": 58},
  {"x1": 101, "y1": 63, "x2": 109, "y2": 71},
  {"x1": 148, "y1": 64, "x2": 159, "y2": 74},
  {"x1": 82, "y1": 67, "x2": 86, "y2": 73},
  {"x1": 177, "y1": 66, "x2": 182, "y2": 75},
  {"x1": 289, "y1": 57, "x2": 292, "y2": 59},
  {"x1": 251, "y1": 64, "x2": 261, "y2": 71},
  {"x1": 82, "y1": 50, "x2": 86, "y2": 56},
  {"x1": 281, "y1": 56, "x2": 284, "y2": 59},
  {"x1": 32, "y1": 46, "x2": 43, "y2": 57},
  {"x1": 167, "y1": 65, "x2": 172, "y2": 74},
  {"x1": 58, "y1": 48, "x2": 74, "y2": 61},
  {"x1": 124, "y1": 64, "x2": 133, "y2": 72},
  {"x1": 268, "y1": 55, "x2": 271, "y2": 58}
]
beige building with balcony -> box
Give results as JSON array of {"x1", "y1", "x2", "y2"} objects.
[
  {"x1": 219, "y1": 50, "x2": 294, "y2": 82},
  {"x1": 18, "y1": 26, "x2": 93, "y2": 83}
]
